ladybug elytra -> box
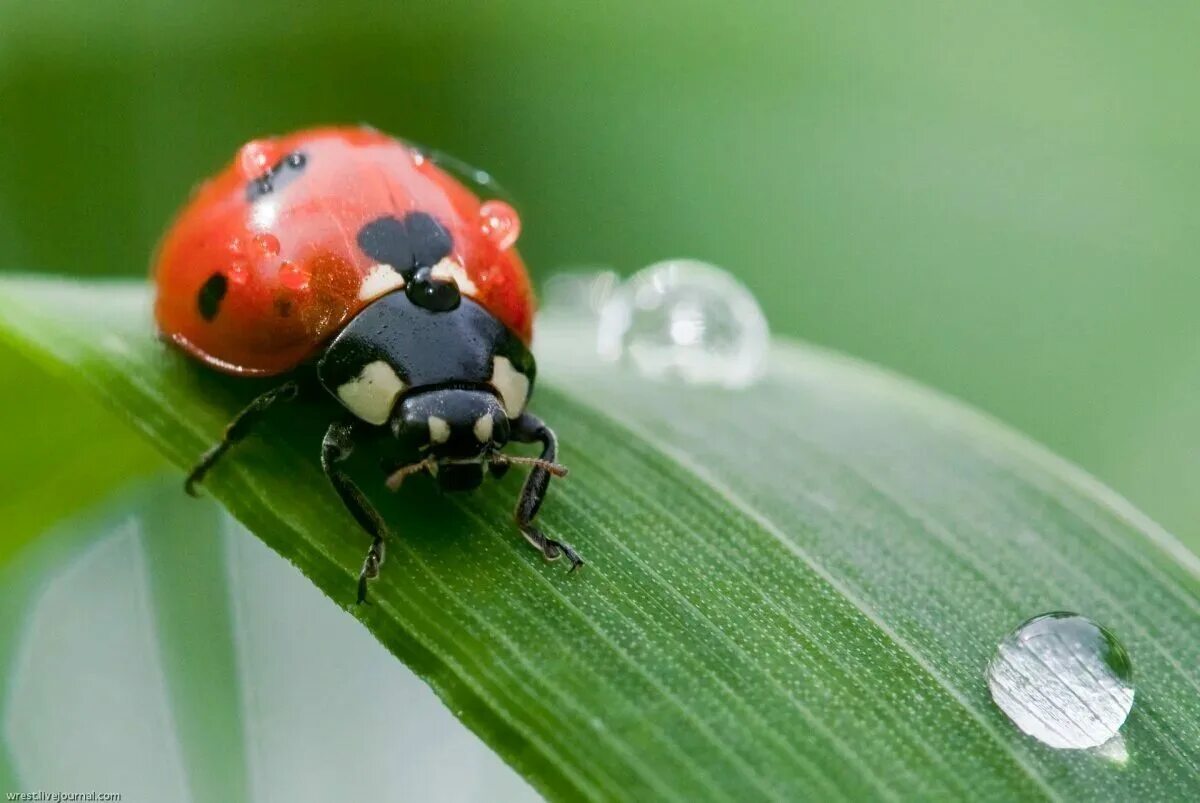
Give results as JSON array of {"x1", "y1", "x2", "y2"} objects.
[{"x1": 153, "y1": 125, "x2": 581, "y2": 603}]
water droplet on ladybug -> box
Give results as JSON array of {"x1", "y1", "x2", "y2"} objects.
[
  {"x1": 596, "y1": 260, "x2": 769, "y2": 388},
  {"x1": 228, "y1": 259, "x2": 251, "y2": 286},
  {"x1": 254, "y1": 233, "x2": 281, "y2": 256},
  {"x1": 278, "y1": 260, "x2": 311, "y2": 292},
  {"x1": 237, "y1": 139, "x2": 279, "y2": 179},
  {"x1": 479, "y1": 200, "x2": 521, "y2": 250}
]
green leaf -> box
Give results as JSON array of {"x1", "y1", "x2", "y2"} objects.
[{"x1": 2, "y1": 274, "x2": 1199, "y2": 801}]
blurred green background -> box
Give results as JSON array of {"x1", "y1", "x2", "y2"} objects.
[
  {"x1": 2, "y1": 3, "x2": 1198, "y2": 798},
  {"x1": 2, "y1": 0, "x2": 1198, "y2": 551}
]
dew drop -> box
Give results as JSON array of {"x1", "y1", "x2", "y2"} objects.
[
  {"x1": 254, "y1": 232, "x2": 281, "y2": 257},
  {"x1": 237, "y1": 138, "x2": 279, "y2": 179},
  {"x1": 542, "y1": 271, "x2": 621, "y2": 318},
  {"x1": 278, "y1": 260, "x2": 311, "y2": 292},
  {"x1": 479, "y1": 200, "x2": 521, "y2": 250},
  {"x1": 532, "y1": 271, "x2": 619, "y2": 356},
  {"x1": 596, "y1": 259, "x2": 769, "y2": 388},
  {"x1": 227, "y1": 260, "x2": 250, "y2": 286},
  {"x1": 987, "y1": 612, "x2": 1134, "y2": 749}
]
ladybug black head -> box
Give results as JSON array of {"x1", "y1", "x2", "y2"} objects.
[
  {"x1": 317, "y1": 283, "x2": 537, "y2": 492},
  {"x1": 390, "y1": 388, "x2": 510, "y2": 490}
]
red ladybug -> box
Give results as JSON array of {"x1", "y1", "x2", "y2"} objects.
[{"x1": 154, "y1": 125, "x2": 581, "y2": 603}]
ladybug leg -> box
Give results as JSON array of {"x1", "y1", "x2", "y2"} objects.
[
  {"x1": 510, "y1": 413, "x2": 583, "y2": 571},
  {"x1": 185, "y1": 380, "x2": 300, "y2": 495},
  {"x1": 321, "y1": 420, "x2": 390, "y2": 604}
]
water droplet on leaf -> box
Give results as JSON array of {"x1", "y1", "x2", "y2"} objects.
[
  {"x1": 597, "y1": 259, "x2": 768, "y2": 388},
  {"x1": 542, "y1": 271, "x2": 620, "y2": 318},
  {"x1": 987, "y1": 612, "x2": 1134, "y2": 749}
]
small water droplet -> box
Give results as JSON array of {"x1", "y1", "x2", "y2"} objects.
[
  {"x1": 237, "y1": 138, "x2": 279, "y2": 179},
  {"x1": 227, "y1": 260, "x2": 250, "y2": 286},
  {"x1": 278, "y1": 260, "x2": 311, "y2": 292},
  {"x1": 596, "y1": 259, "x2": 769, "y2": 388},
  {"x1": 254, "y1": 233, "x2": 281, "y2": 256},
  {"x1": 987, "y1": 612, "x2": 1134, "y2": 749},
  {"x1": 479, "y1": 200, "x2": 521, "y2": 250}
]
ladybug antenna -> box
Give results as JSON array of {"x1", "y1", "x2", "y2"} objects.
[
  {"x1": 488, "y1": 454, "x2": 570, "y2": 478},
  {"x1": 385, "y1": 456, "x2": 437, "y2": 491},
  {"x1": 385, "y1": 455, "x2": 569, "y2": 492}
]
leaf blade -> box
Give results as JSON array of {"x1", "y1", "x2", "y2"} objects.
[{"x1": 2, "y1": 274, "x2": 1198, "y2": 801}]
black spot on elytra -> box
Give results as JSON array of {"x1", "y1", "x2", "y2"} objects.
[
  {"x1": 246, "y1": 151, "x2": 307, "y2": 202},
  {"x1": 356, "y1": 212, "x2": 452, "y2": 272},
  {"x1": 273, "y1": 297, "x2": 293, "y2": 318},
  {"x1": 197, "y1": 273, "x2": 228, "y2": 321}
]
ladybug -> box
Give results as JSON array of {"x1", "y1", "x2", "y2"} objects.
[{"x1": 154, "y1": 125, "x2": 582, "y2": 603}]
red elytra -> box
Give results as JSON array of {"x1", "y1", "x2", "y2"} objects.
[{"x1": 153, "y1": 126, "x2": 535, "y2": 376}]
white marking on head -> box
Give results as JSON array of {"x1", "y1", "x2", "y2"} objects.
[
  {"x1": 474, "y1": 413, "x2": 494, "y2": 443},
  {"x1": 336, "y1": 360, "x2": 407, "y2": 425},
  {"x1": 428, "y1": 416, "x2": 451, "y2": 444},
  {"x1": 430, "y1": 257, "x2": 478, "y2": 297},
  {"x1": 358, "y1": 264, "x2": 406, "y2": 301},
  {"x1": 490, "y1": 356, "x2": 529, "y2": 418}
]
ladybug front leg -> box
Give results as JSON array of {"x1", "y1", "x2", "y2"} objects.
[
  {"x1": 321, "y1": 420, "x2": 390, "y2": 604},
  {"x1": 186, "y1": 380, "x2": 301, "y2": 495},
  {"x1": 510, "y1": 413, "x2": 583, "y2": 570}
]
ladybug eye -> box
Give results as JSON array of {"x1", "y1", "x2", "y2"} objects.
[{"x1": 406, "y1": 265, "x2": 460, "y2": 312}]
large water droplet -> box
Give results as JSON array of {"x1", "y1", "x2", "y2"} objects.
[
  {"x1": 597, "y1": 259, "x2": 768, "y2": 388},
  {"x1": 542, "y1": 270, "x2": 620, "y2": 318},
  {"x1": 987, "y1": 612, "x2": 1134, "y2": 749}
]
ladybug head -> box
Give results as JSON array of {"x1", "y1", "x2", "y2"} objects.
[{"x1": 389, "y1": 387, "x2": 510, "y2": 491}]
